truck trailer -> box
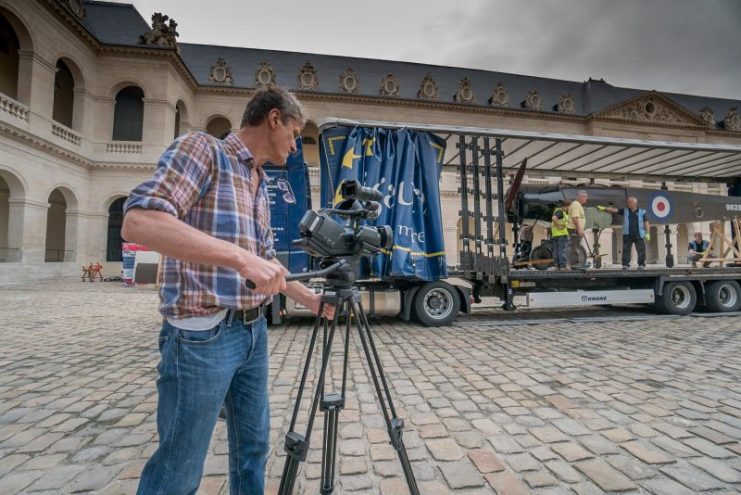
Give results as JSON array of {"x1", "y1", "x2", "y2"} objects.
[{"x1": 267, "y1": 119, "x2": 741, "y2": 326}]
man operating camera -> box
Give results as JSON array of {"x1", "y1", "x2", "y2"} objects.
[{"x1": 122, "y1": 86, "x2": 333, "y2": 494}]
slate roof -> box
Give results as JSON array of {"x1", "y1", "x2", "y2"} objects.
[
  {"x1": 80, "y1": 1, "x2": 740, "y2": 123},
  {"x1": 81, "y1": 1, "x2": 149, "y2": 46}
]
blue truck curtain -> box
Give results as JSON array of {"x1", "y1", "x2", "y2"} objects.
[{"x1": 320, "y1": 126, "x2": 447, "y2": 281}]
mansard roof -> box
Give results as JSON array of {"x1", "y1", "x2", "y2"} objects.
[
  {"x1": 81, "y1": 1, "x2": 149, "y2": 46},
  {"x1": 77, "y1": 0, "x2": 740, "y2": 128}
]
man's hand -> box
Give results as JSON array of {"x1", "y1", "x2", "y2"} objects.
[
  {"x1": 596, "y1": 205, "x2": 606, "y2": 212},
  {"x1": 644, "y1": 233, "x2": 651, "y2": 242},
  {"x1": 237, "y1": 255, "x2": 286, "y2": 295},
  {"x1": 307, "y1": 292, "x2": 336, "y2": 320},
  {"x1": 577, "y1": 229, "x2": 585, "y2": 238}
]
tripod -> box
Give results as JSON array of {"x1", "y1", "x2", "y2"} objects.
[{"x1": 278, "y1": 260, "x2": 419, "y2": 495}]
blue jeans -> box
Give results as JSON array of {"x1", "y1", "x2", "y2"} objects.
[
  {"x1": 137, "y1": 315, "x2": 269, "y2": 495},
  {"x1": 552, "y1": 235, "x2": 568, "y2": 268}
]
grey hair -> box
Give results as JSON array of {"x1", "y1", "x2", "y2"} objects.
[
  {"x1": 241, "y1": 85, "x2": 304, "y2": 127},
  {"x1": 577, "y1": 190, "x2": 588, "y2": 198}
]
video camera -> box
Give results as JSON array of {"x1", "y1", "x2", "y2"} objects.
[{"x1": 292, "y1": 180, "x2": 393, "y2": 259}]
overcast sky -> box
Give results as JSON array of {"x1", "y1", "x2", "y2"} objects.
[{"x1": 114, "y1": 0, "x2": 741, "y2": 100}]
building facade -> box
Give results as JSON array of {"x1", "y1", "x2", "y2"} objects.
[{"x1": 1, "y1": 0, "x2": 740, "y2": 283}]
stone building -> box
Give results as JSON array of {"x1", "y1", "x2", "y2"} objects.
[{"x1": 1, "y1": 0, "x2": 739, "y2": 283}]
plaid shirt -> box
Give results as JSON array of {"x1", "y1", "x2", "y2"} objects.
[{"x1": 124, "y1": 132, "x2": 275, "y2": 318}]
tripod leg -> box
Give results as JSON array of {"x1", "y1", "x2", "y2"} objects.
[
  {"x1": 349, "y1": 300, "x2": 420, "y2": 495},
  {"x1": 319, "y1": 306, "x2": 351, "y2": 494},
  {"x1": 279, "y1": 302, "x2": 341, "y2": 495}
]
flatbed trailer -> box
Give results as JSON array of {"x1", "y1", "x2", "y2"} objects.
[{"x1": 317, "y1": 119, "x2": 741, "y2": 323}]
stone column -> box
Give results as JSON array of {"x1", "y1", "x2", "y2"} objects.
[
  {"x1": 64, "y1": 209, "x2": 82, "y2": 262},
  {"x1": 10, "y1": 198, "x2": 49, "y2": 263}
]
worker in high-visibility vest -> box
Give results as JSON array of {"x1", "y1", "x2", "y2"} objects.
[{"x1": 551, "y1": 203, "x2": 570, "y2": 270}]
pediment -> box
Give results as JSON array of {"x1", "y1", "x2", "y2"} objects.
[{"x1": 590, "y1": 91, "x2": 708, "y2": 128}]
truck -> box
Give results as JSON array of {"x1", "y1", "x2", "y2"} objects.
[{"x1": 266, "y1": 119, "x2": 741, "y2": 326}]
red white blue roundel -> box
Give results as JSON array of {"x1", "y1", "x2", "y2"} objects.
[{"x1": 650, "y1": 194, "x2": 672, "y2": 220}]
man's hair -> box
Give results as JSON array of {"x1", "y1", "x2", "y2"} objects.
[
  {"x1": 577, "y1": 190, "x2": 588, "y2": 198},
  {"x1": 241, "y1": 85, "x2": 304, "y2": 127}
]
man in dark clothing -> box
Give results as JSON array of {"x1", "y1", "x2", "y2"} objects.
[
  {"x1": 599, "y1": 196, "x2": 651, "y2": 269},
  {"x1": 688, "y1": 232, "x2": 712, "y2": 267}
]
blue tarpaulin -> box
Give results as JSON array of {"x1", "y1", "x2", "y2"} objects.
[
  {"x1": 320, "y1": 126, "x2": 447, "y2": 281},
  {"x1": 265, "y1": 139, "x2": 310, "y2": 274}
]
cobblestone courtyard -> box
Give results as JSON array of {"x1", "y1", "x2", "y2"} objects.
[{"x1": 1, "y1": 281, "x2": 740, "y2": 494}]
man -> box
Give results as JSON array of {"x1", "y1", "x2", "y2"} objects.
[
  {"x1": 567, "y1": 190, "x2": 588, "y2": 269},
  {"x1": 688, "y1": 232, "x2": 711, "y2": 267},
  {"x1": 599, "y1": 196, "x2": 651, "y2": 270},
  {"x1": 551, "y1": 202, "x2": 569, "y2": 269},
  {"x1": 122, "y1": 86, "x2": 333, "y2": 494}
]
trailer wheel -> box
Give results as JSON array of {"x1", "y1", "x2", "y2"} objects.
[
  {"x1": 655, "y1": 281, "x2": 696, "y2": 315},
  {"x1": 413, "y1": 281, "x2": 460, "y2": 326},
  {"x1": 705, "y1": 280, "x2": 741, "y2": 312},
  {"x1": 530, "y1": 244, "x2": 553, "y2": 270}
]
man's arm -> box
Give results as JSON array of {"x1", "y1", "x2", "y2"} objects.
[
  {"x1": 271, "y1": 258, "x2": 335, "y2": 319},
  {"x1": 122, "y1": 209, "x2": 285, "y2": 295}
]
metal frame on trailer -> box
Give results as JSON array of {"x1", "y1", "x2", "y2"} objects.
[{"x1": 319, "y1": 118, "x2": 741, "y2": 313}]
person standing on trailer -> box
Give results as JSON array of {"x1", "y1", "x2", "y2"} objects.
[
  {"x1": 567, "y1": 190, "x2": 588, "y2": 269},
  {"x1": 551, "y1": 202, "x2": 569, "y2": 270},
  {"x1": 599, "y1": 196, "x2": 651, "y2": 270}
]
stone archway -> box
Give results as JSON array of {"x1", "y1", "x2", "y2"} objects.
[
  {"x1": 206, "y1": 116, "x2": 232, "y2": 139},
  {"x1": 301, "y1": 121, "x2": 319, "y2": 167},
  {"x1": 44, "y1": 186, "x2": 79, "y2": 262},
  {"x1": 0, "y1": 169, "x2": 25, "y2": 262},
  {"x1": 106, "y1": 197, "x2": 127, "y2": 261}
]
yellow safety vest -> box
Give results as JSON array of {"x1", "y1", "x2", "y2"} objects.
[{"x1": 551, "y1": 208, "x2": 569, "y2": 237}]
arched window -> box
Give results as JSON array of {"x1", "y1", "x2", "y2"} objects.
[
  {"x1": 301, "y1": 121, "x2": 319, "y2": 166},
  {"x1": 45, "y1": 189, "x2": 67, "y2": 262},
  {"x1": 174, "y1": 100, "x2": 188, "y2": 139},
  {"x1": 107, "y1": 197, "x2": 127, "y2": 261},
  {"x1": 112, "y1": 86, "x2": 144, "y2": 141},
  {"x1": 0, "y1": 13, "x2": 20, "y2": 99},
  {"x1": 53, "y1": 60, "x2": 74, "y2": 128},
  {"x1": 0, "y1": 175, "x2": 9, "y2": 261},
  {"x1": 206, "y1": 116, "x2": 231, "y2": 139}
]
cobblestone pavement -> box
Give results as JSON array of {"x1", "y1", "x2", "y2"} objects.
[{"x1": 1, "y1": 281, "x2": 740, "y2": 494}]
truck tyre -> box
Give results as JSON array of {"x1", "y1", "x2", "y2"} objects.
[
  {"x1": 705, "y1": 280, "x2": 741, "y2": 312},
  {"x1": 655, "y1": 281, "x2": 696, "y2": 316},
  {"x1": 413, "y1": 281, "x2": 460, "y2": 326},
  {"x1": 530, "y1": 244, "x2": 553, "y2": 270}
]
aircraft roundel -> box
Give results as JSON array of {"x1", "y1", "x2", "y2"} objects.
[{"x1": 650, "y1": 194, "x2": 672, "y2": 220}]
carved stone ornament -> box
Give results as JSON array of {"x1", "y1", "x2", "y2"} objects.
[
  {"x1": 64, "y1": 0, "x2": 85, "y2": 18},
  {"x1": 699, "y1": 106, "x2": 715, "y2": 126},
  {"x1": 725, "y1": 107, "x2": 740, "y2": 131},
  {"x1": 417, "y1": 73, "x2": 438, "y2": 100},
  {"x1": 297, "y1": 62, "x2": 319, "y2": 91},
  {"x1": 522, "y1": 90, "x2": 543, "y2": 111},
  {"x1": 488, "y1": 83, "x2": 509, "y2": 107},
  {"x1": 339, "y1": 67, "x2": 359, "y2": 93},
  {"x1": 454, "y1": 78, "x2": 475, "y2": 103},
  {"x1": 208, "y1": 58, "x2": 232, "y2": 85},
  {"x1": 608, "y1": 96, "x2": 691, "y2": 125},
  {"x1": 139, "y1": 12, "x2": 179, "y2": 48},
  {"x1": 379, "y1": 74, "x2": 400, "y2": 97},
  {"x1": 255, "y1": 61, "x2": 276, "y2": 87},
  {"x1": 556, "y1": 93, "x2": 576, "y2": 113}
]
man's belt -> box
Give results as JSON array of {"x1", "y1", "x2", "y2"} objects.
[{"x1": 227, "y1": 305, "x2": 264, "y2": 325}]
